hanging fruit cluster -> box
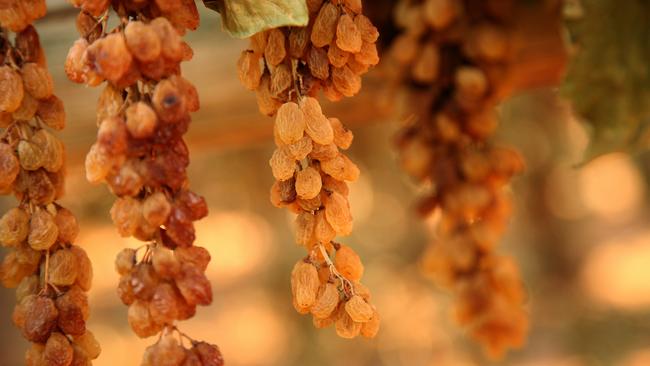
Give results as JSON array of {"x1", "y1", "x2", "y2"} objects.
[
  {"x1": 237, "y1": 0, "x2": 379, "y2": 116},
  {"x1": 0, "y1": 1, "x2": 101, "y2": 365},
  {"x1": 64, "y1": 0, "x2": 222, "y2": 364},
  {"x1": 237, "y1": 0, "x2": 381, "y2": 339},
  {"x1": 386, "y1": 0, "x2": 529, "y2": 358}
]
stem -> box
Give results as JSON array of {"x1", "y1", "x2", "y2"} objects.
[{"x1": 317, "y1": 243, "x2": 355, "y2": 297}]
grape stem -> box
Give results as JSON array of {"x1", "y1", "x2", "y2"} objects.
[{"x1": 316, "y1": 243, "x2": 355, "y2": 298}]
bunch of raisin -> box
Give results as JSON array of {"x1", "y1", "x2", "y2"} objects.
[
  {"x1": 237, "y1": 0, "x2": 380, "y2": 116},
  {"x1": 115, "y1": 245, "x2": 212, "y2": 338},
  {"x1": 65, "y1": 0, "x2": 222, "y2": 364},
  {"x1": 237, "y1": 0, "x2": 381, "y2": 339},
  {"x1": 268, "y1": 98, "x2": 379, "y2": 338},
  {"x1": 386, "y1": 0, "x2": 531, "y2": 358},
  {"x1": 141, "y1": 332, "x2": 223, "y2": 366},
  {"x1": 0, "y1": 2, "x2": 101, "y2": 364}
]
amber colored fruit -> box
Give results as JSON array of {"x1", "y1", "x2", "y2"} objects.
[
  {"x1": 56, "y1": 286, "x2": 88, "y2": 336},
  {"x1": 275, "y1": 102, "x2": 306, "y2": 145},
  {"x1": 45, "y1": 332, "x2": 74, "y2": 366},
  {"x1": 295, "y1": 212, "x2": 315, "y2": 247},
  {"x1": 130, "y1": 263, "x2": 159, "y2": 301},
  {"x1": 311, "y1": 283, "x2": 339, "y2": 319},
  {"x1": 323, "y1": 191, "x2": 353, "y2": 236},
  {"x1": 289, "y1": 26, "x2": 310, "y2": 58},
  {"x1": 128, "y1": 299, "x2": 162, "y2": 338},
  {"x1": 151, "y1": 17, "x2": 184, "y2": 62},
  {"x1": 354, "y1": 14, "x2": 378, "y2": 43},
  {"x1": 144, "y1": 333, "x2": 187, "y2": 366},
  {"x1": 54, "y1": 207, "x2": 79, "y2": 244},
  {"x1": 143, "y1": 192, "x2": 171, "y2": 227},
  {"x1": 249, "y1": 31, "x2": 268, "y2": 54},
  {"x1": 311, "y1": 3, "x2": 339, "y2": 48},
  {"x1": 152, "y1": 78, "x2": 187, "y2": 123},
  {"x1": 126, "y1": 102, "x2": 158, "y2": 139},
  {"x1": 0, "y1": 66, "x2": 24, "y2": 113},
  {"x1": 16, "y1": 275, "x2": 39, "y2": 303},
  {"x1": 287, "y1": 135, "x2": 313, "y2": 160},
  {"x1": 25, "y1": 343, "x2": 45, "y2": 366},
  {"x1": 336, "y1": 14, "x2": 362, "y2": 53},
  {"x1": 269, "y1": 147, "x2": 296, "y2": 181},
  {"x1": 335, "y1": 309, "x2": 361, "y2": 339},
  {"x1": 328, "y1": 42, "x2": 350, "y2": 68},
  {"x1": 237, "y1": 50, "x2": 262, "y2": 91},
  {"x1": 314, "y1": 209, "x2": 336, "y2": 244},
  {"x1": 110, "y1": 197, "x2": 143, "y2": 237},
  {"x1": 295, "y1": 166, "x2": 322, "y2": 200},
  {"x1": 344, "y1": 295, "x2": 373, "y2": 322},
  {"x1": 270, "y1": 63, "x2": 293, "y2": 97},
  {"x1": 149, "y1": 282, "x2": 179, "y2": 325},
  {"x1": 176, "y1": 263, "x2": 212, "y2": 306},
  {"x1": 174, "y1": 246, "x2": 211, "y2": 272},
  {"x1": 73, "y1": 330, "x2": 101, "y2": 360},
  {"x1": 0, "y1": 207, "x2": 30, "y2": 248},
  {"x1": 256, "y1": 74, "x2": 282, "y2": 116},
  {"x1": 334, "y1": 244, "x2": 364, "y2": 281},
  {"x1": 0, "y1": 144, "x2": 21, "y2": 190},
  {"x1": 71, "y1": 245, "x2": 93, "y2": 291},
  {"x1": 360, "y1": 308, "x2": 380, "y2": 338},
  {"x1": 49, "y1": 248, "x2": 78, "y2": 286},
  {"x1": 37, "y1": 95, "x2": 66, "y2": 130},
  {"x1": 331, "y1": 66, "x2": 361, "y2": 97},
  {"x1": 86, "y1": 32, "x2": 133, "y2": 84},
  {"x1": 28, "y1": 208, "x2": 58, "y2": 251},
  {"x1": 75, "y1": 10, "x2": 102, "y2": 41},
  {"x1": 291, "y1": 261, "x2": 320, "y2": 309},
  {"x1": 307, "y1": 46, "x2": 330, "y2": 80},
  {"x1": 124, "y1": 21, "x2": 162, "y2": 63},
  {"x1": 300, "y1": 97, "x2": 334, "y2": 145},
  {"x1": 22, "y1": 295, "x2": 59, "y2": 343},
  {"x1": 21, "y1": 63, "x2": 53, "y2": 100},
  {"x1": 320, "y1": 153, "x2": 359, "y2": 182},
  {"x1": 192, "y1": 342, "x2": 224, "y2": 366},
  {"x1": 115, "y1": 247, "x2": 136, "y2": 275},
  {"x1": 152, "y1": 246, "x2": 180, "y2": 280},
  {"x1": 265, "y1": 29, "x2": 287, "y2": 66},
  {"x1": 16, "y1": 25, "x2": 47, "y2": 66}
]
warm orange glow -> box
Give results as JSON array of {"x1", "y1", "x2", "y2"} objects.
[
  {"x1": 578, "y1": 153, "x2": 644, "y2": 220},
  {"x1": 581, "y1": 231, "x2": 650, "y2": 309}
]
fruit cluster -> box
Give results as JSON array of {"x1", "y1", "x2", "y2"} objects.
[
  {"x1": 141, "y1": 331, "x2": 223, "y2": 366},
  {"x1": 268, "y1": 98, "x2": 379, "y2": 338},
  {"x1": 65, "y1": 0, "x2": 222, "y2": 364},
  {"x1": 237, "y1": 0, "x2": 380, "y2": 116},
  {"x1": 115, "y1": 245, "x2": 212, "y2": 338},
  {"x1": 0, "y1": 2, "x2": 101, "y2": 364},
  {"x1": 237, "y1": 0, "x2": 381, "y2": 339},
  {"x1": 386, "y1": 0, "x2": 528, "y2": 358}
]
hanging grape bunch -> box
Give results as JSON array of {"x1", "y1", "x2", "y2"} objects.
[
  {"x1": 386, "y1": 0, "x2": 529, "y2": 358},
  {"x1": 0, "y1": 1, "x2": 101, "y2": 365},
  {"x1": 236, "y1": 0, "x2": 381, "y2": 339},
  {"x1": 64, "y1": 0, "x2": 223, "y2": 364}
]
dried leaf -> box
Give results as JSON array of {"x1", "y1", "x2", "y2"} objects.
[{"x1": 205, "y1": 0, "x2": 309, "y2": 39}]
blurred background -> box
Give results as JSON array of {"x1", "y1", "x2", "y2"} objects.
[{"x1": 2, "y1": 1, "x2": 650, "y2": 366}]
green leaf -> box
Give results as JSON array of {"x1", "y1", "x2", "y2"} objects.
[
  {"x1": 203, "y1": 0, "x2": 309, "y2": 39},
  {"x1": 561, "y1": 0, "x2": 650, "y2": 161}
]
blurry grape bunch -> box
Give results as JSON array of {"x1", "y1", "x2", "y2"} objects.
[
  {"x1": 385, "y1": 0, "x2": 536, "y2": 358},
  {"x1": 64, "y1": 0, "x2": 223, "y2": 364},
  {"x1": 236, "y1": 0, "x2": 381, "y2": 339},
  {"x1": 0, "y1": 1, "x2": 101, "y2": 365}
]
